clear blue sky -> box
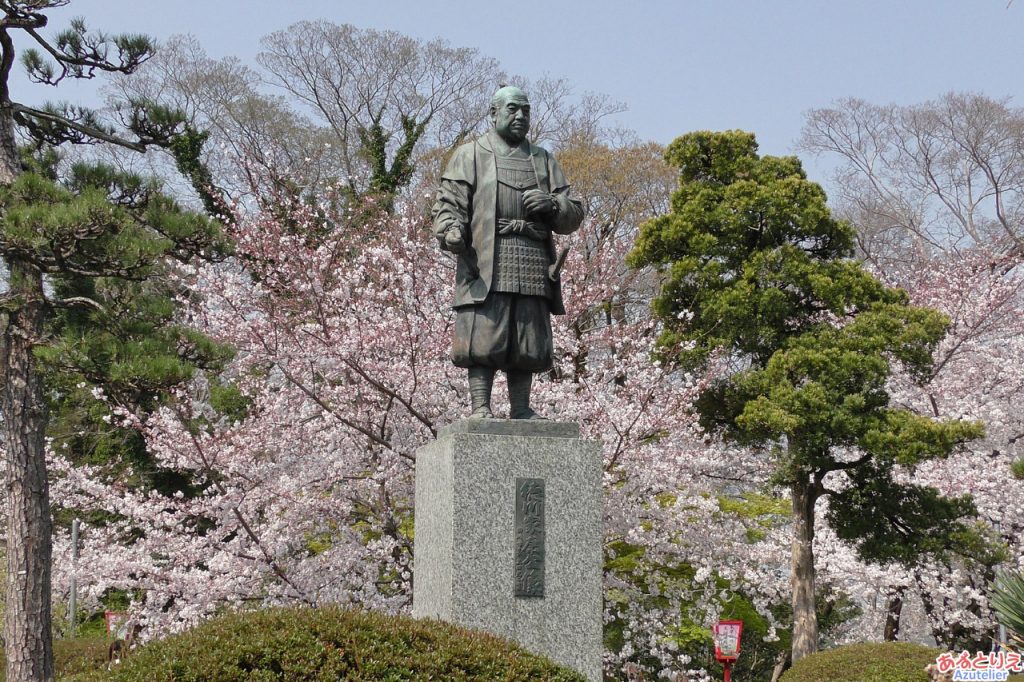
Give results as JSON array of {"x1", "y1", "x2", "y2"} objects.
[{"x1": 11, "y1": 0, "x2": 1024, "y2": 183}]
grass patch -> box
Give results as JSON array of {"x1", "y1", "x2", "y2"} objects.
[{"x1": 0, "y1": 635, "x2": 111, "y2": 681}]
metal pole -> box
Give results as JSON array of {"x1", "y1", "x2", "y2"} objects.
[
  {"x1": 723, "y1": 661, "x2": 732, "y2": 682},
  {"x1": 69, "y1": 518, "x2": 79, "y2": 637}
]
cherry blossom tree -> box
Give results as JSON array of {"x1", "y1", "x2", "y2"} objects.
[
  {"x1": 813, "y1": 249, "x2": 1024, "y2": 651},
  {"x1": 44, "y1": 140, "x2": 798, "y2": 680},
  {"x1": 46, "y1": 94, "x2": 1024, "y2": 680},
  {"x1": 799, "y1": 94, "x2": 1024, "y2": 651}
]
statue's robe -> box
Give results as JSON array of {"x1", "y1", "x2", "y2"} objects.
[{"x1": 432, "y1": 130, "x2": 584, "y2": 370}]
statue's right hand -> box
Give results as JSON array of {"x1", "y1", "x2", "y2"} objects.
[{"x1": 444, "y1": 226, "x2": 466, "y2": 253}]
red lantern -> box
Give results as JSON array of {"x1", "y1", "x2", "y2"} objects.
[{"x1": 713, "y1": 620, "x2": 743, "y2": 682}]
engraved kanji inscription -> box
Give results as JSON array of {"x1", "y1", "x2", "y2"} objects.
[{"x1": 514, "y1": 477, "x2": 545, "y2": 598}]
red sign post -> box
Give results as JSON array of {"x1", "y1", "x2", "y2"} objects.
[{"x1": 713, "y1": 620, "x2": 743, "y2": 682}]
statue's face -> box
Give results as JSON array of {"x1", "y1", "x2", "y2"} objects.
[{"x1": 492, "y1": 94, "x2": 531, "y2": 144}]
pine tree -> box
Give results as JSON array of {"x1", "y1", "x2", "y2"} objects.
[
  {"x1": 0, "y1": 4, "x2": 225, "y2": 679},
  {"x1": 628, "y1": 131, "x2": 983, "y2": 662}
]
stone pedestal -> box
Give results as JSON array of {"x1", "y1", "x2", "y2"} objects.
[{"x1": 413, "y1": 419, "x2": 603, "y2": 682}]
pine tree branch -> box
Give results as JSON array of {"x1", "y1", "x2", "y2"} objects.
[
  {"x1": 24, "y1": 25, "x2": 107, "y2": 70},
  {"x1": 12, "y1": 102, "x2": 147, "y2": 150},
  {"x1": 50, "y1": 295, "x2": 105, "y2": 313},
  {"x1": 22, "y1": 24, "x2": 149, "y2": 85},
  {"x1": 0, "y1": 242, "x2": 153, "y2": 278},
  {"x1": 0, "y1": 6, "x2": 48, "y2": 31}
]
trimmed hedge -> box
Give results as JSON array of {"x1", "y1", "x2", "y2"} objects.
[
  {"x1": 781, "y1": 642, "x2": 940, "y2": 682},
  {"x1": 67, "y1": 605, "x2": 586, "y2": 681}
]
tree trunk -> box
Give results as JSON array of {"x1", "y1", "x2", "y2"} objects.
[
  {"x1": 790, "y1": 475, "x2": 818, "y2": 663},
  {"x1": 769, "y1": 649, "x2": 790, "y2": 682},
  {"x1": 884, "y1": 590, "x2": 904, "y2": 641},
  {"x1": 0, "y1": 103, "x2": 55, "y2": 681},
  {"x1": 1, "y1": 261, "x2": 53, "y2": 682},
  {"x1": 0, "y1": 105, "x2": 18, "y2": 186}
]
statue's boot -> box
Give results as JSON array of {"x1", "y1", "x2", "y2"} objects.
[
  {"x1": 468, "y1": 366, "x2": 495, "y2": 419},
  {"x1": 508, "y1": 370, "x2": 546, "y2": 420}
]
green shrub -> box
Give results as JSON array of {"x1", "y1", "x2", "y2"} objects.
[
  {"x1": 67, "y1": 605, "x2": 586, "y2": 681},
  {"x1": 780, "y1": 642, "x2": 940, "y2": 682}
]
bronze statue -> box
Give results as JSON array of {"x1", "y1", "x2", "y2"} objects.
[{"x1": 432, "y1": 86, "x2": 584, "y2": 419}]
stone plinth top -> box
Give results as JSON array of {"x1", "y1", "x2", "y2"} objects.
[{"x1": 438, "y1": 419, "x2": 580, "y2": 439}]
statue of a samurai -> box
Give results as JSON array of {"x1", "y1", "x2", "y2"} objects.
[{"x1": 432, "y1": 86, "x2": 584, "y2": 419}]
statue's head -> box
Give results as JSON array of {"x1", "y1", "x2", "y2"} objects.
[{"x1": 490, "y1": 86, "x2": 530, "y2": 145}]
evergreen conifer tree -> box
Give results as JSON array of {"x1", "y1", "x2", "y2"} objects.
[
  {"x1": 628, "y1": 131, "x2": 983, "y2": 662},
  {"x1": 0, "y1": 4, "x2": 227, "y2": 679}
]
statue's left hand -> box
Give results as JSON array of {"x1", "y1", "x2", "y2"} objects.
[
  {"x1": 444, "y1": 226, "x2": 467, "y2": 253},
  {"x1": 523, "y1": 189, "x2": 557, "y2": 217}
]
